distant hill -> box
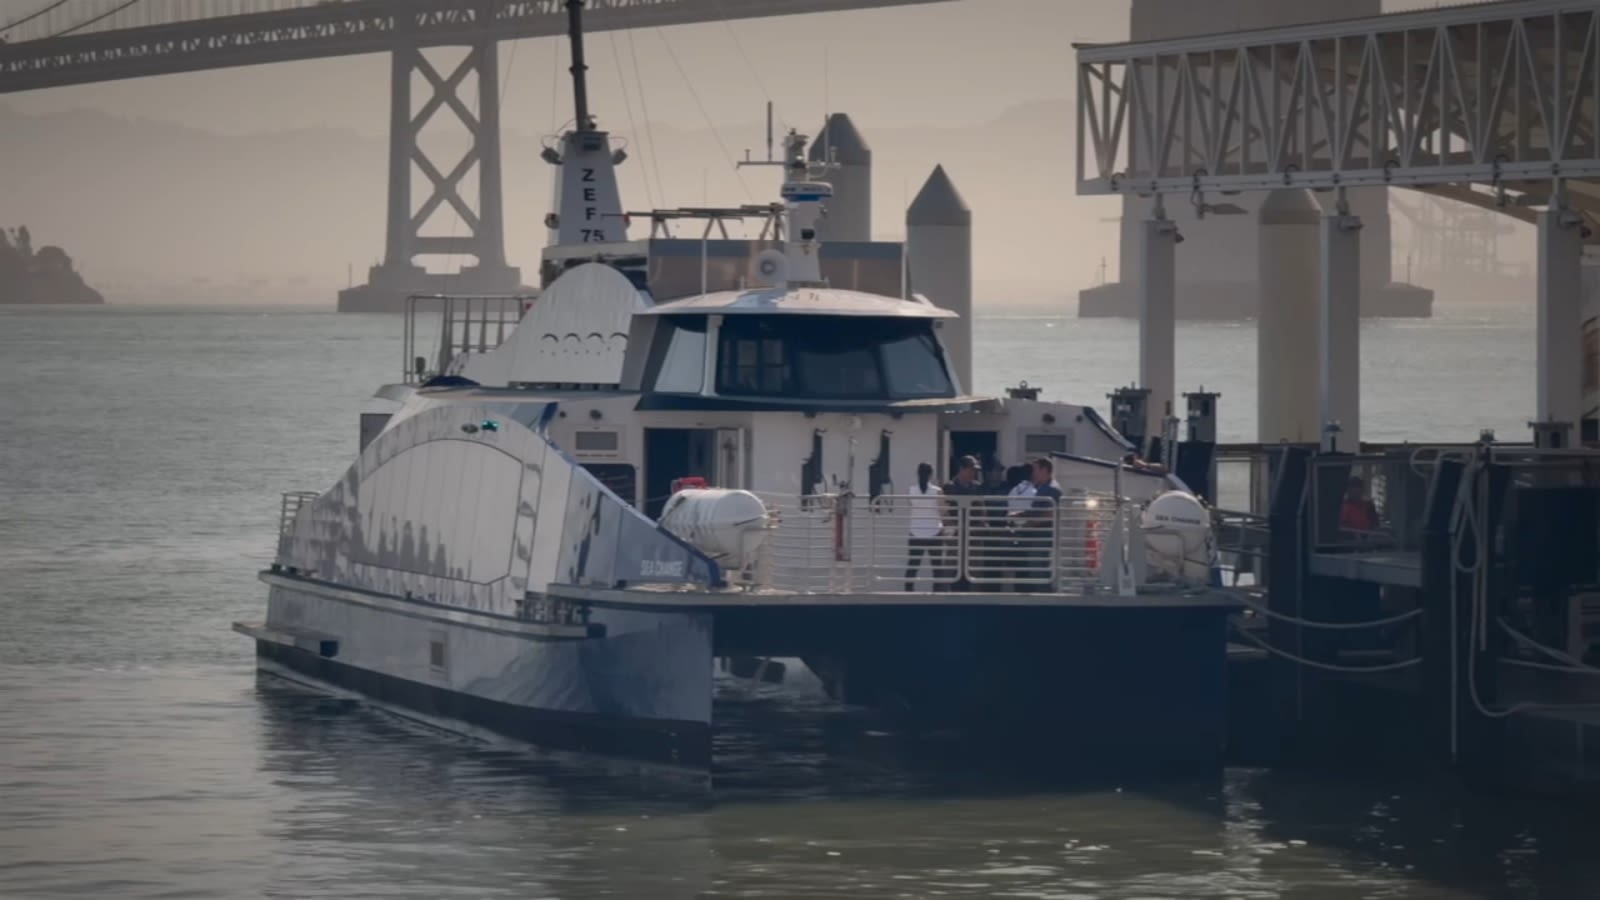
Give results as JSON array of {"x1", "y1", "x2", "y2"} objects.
[
  {"x1": 0, "y1": 100, "x2": 1112, "y2": 308},
  {"x1": 0, "y1": 225, "x2": 104, "y2": 305}
]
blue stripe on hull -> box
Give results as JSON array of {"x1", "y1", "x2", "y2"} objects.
[{"x1": 254, "y1": 640, "x2": 711, "y2": 765}]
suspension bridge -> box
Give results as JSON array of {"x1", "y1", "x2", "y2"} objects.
[{"x1": 0, "y1": 0, "x2": 953, "y2": 308}]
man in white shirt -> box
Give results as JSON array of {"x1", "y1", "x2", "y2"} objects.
[{"x1": 905, "y1": 462, "x2": 944, "y2": 591}]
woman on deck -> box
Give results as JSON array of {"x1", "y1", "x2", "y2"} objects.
[{"x1": 904, "y1": 462, "x2": 945, "y2": 591}]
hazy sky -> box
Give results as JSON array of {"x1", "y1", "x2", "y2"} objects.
[{"x1": 0, "y1": 0, "x2": 1496, "y2": 301}]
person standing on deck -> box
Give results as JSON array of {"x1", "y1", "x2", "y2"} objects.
[
  {"x1": 1009, "y1": 457, "x2": 1062, "y2": 592},
  {"x1": 904, "y1": 462, "x2": 945, "y2": 591},
  {"x1": 941, "y1": 455, "x2": 983, "y2": 592}
]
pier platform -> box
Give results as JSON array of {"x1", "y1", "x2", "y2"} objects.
[{"x1": 1211, "y1": 442, "x2": 1600, "y2": 797}]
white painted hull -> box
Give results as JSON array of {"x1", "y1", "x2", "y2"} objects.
[{"x1": 243, "y1": 574, "x2": 714, "y2": 765}]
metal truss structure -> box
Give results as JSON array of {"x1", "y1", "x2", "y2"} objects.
[
  {"x1": 0, "y1": 0, "x2": 950, "y2": 93},
  {"x1": 1076, "y1": 0, "x2": 1600, "y2": 229}
]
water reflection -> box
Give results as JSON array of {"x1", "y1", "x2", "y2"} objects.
[
  {"x1": 252, "y1": 682, "x2": 717, "y2": 899},
  {"x1": 241, "y1": 672, "x2": 1600, "y2": 900}
]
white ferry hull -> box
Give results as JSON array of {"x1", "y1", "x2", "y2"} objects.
[{"x1": 240, "y1": 574, "x2": 714, "y2": 764}]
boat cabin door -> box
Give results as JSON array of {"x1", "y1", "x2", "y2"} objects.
[
  {"x1": 643, "y1": 426, "x2": 747, "y2": 519},
  {"x1": 944, "y1": 429, "x2": 998, "y2": 481},
  {"x1": 715, "y1": 427, "x2": 748, "y2": 490}
]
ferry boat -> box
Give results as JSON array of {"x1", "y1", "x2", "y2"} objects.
[{"x1": 235, "y1": 1, "x2": 1238, "y2": 768}]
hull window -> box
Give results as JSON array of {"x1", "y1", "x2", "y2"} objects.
[
  {"x1": 574, "y1": 430, "x2": 621, "y2": 454},
  {"x1": 1022, "y1": 433, "x2": 1070, "y2": 456}
]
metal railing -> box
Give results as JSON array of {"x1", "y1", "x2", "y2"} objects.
[
  {"x1": 403, "y1": 293, "x2": 531, "y2": 384},
  {"x1": 1213, "y1": 509, "x2": 1269, "y2": 588},
  {"x1": 279, "y1": 490, "x2": 319, "y2": 537},
  {"x1": 276, "y1": 490, "x2": 319, "y2": 564},
  {"x1": 750, "y1": 492, "x2": 1131, "y2": 595}
]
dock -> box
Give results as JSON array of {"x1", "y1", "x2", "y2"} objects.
[{"x1": 1207, "y1": 441, "x2": 1600, "y2": 796}]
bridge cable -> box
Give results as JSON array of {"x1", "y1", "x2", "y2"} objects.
[
  {"x1": 609, "y1": 28, "x2": 658, "y2": 210},
  {"x1": 624, "y1": 28, "x2": 667, "y2": 211},
  {"x1": 653, "y1": 25, "x2": 752, "y2": 201},
  {"x1": 0, "y1": 0, "x2": 74, "y2": 37},
  {"x1": 706, "y1": 0, "x2": 777, "y2": 118},
  {"x1": 50, "y1": 0, "x2": 144, "y2": 38}
]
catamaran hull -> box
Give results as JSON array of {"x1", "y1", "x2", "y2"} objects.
[{"x1": 241, "y1": 576, "x2": 714, "y2": 765}]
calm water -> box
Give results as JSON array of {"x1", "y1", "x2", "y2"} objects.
[{"x1": 2, "y1": 304, "x2": 1595, "y2": 899}]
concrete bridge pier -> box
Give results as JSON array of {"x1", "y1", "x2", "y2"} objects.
[
  {"x1": 1136, "y1": 200, "x2": 1180, "y2": 447},
  {"x1": 1257, "y1": 189, "x2": 1323, "y2": 444},
  {"x1": 1533, "y1": 202, "x2": 1586, "y2": 447},
  {"x1": 1321, "y1": 198, "x2": 1363, "y2": 452},
  {"x1": 340, "y1": 41, "x2": 527, "y2": 313}
]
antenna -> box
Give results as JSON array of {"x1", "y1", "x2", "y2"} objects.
[
  {"x1": 822, "y1": 45, "x2": 830, "y2": 134},
  {"x1": 564, "y1": 0, "x2": 593, "y2": 131},
  {"x1": 742, "y1": 101, "x2": 778, "y2": 166}
]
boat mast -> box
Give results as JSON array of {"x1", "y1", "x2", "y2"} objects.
[
  {"x1": 542, "y1": 0, "x2": 626, "y2": 250},
  {"x1": 565, "y1": 0, "x2": 594, "y2": 132}
]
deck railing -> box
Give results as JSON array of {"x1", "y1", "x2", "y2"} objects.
[
  {"x1": 276, "y1": 490, "x2": 320, "y2": 563},
  {"x1": 279, "y1": 491, "x2": 319, "y2": 536},
  {"x1": 749, "y1": 492, "x2": 1132, "y2": 595},
  {"x1": 402, "y1": 294, "x2": 533, "y2": 384}
]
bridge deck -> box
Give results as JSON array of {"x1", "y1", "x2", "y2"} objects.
[
  {"x1": 0, "y1": 0, "x2": 952, "y2": 92},
  {"x1": 1075, "y1": 0, "x2": 1600, "y2": 226}
]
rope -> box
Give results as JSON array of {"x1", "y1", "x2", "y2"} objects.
[
  {"x1": 1232, "y1": 591, "x2": 1424, "y2": 630},
  {"x1": 1501, "y1": 657, "x2": 1600, "y2": 677},
  {"x1": 0, "y1": 0, "x2": 73, "y2": 36},
  {"x1": 1230, "y1": 624, "x2": 1423, "y2": 674},
  {"x1": 1499, "y1": 618, "x2": 1600, "y2": 676},
  {"x1": 653, "y1": 25, "x2": 752, "y2": 201},
  {"x1": 1452, "y1": 453, "x2": 1600, "y2": 720}
]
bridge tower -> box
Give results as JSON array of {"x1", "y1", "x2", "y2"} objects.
[{"x1": 339, "y1": 40, "x2": 527, "y2": 312}]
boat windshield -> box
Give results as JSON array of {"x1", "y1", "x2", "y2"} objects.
[{"x1": 713, "y1": 315, "x2": 954, "y2": 401}]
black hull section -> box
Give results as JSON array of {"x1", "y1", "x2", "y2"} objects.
[
  {"x1": 255, "y1": 639, "x2": 712, "y2": 766},
  {"x1": 790, "y1": 605, "x2": 1232, "y2": 772}
]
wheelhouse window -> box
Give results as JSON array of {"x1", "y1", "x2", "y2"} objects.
[{"x1": 714, "y1": 316, "x2": 953, "y2": 401}]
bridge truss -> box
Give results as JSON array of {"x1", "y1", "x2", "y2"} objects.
[
  {"x1": 0, "y1": 0, "x2": 947, "y2": 93},
  {"x1": 1075, "y1": 0, "x2": 1600, "y2": 448},
  {"x1": 1076, "y1": 0, "x2": 1600, "y2": 230}
]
